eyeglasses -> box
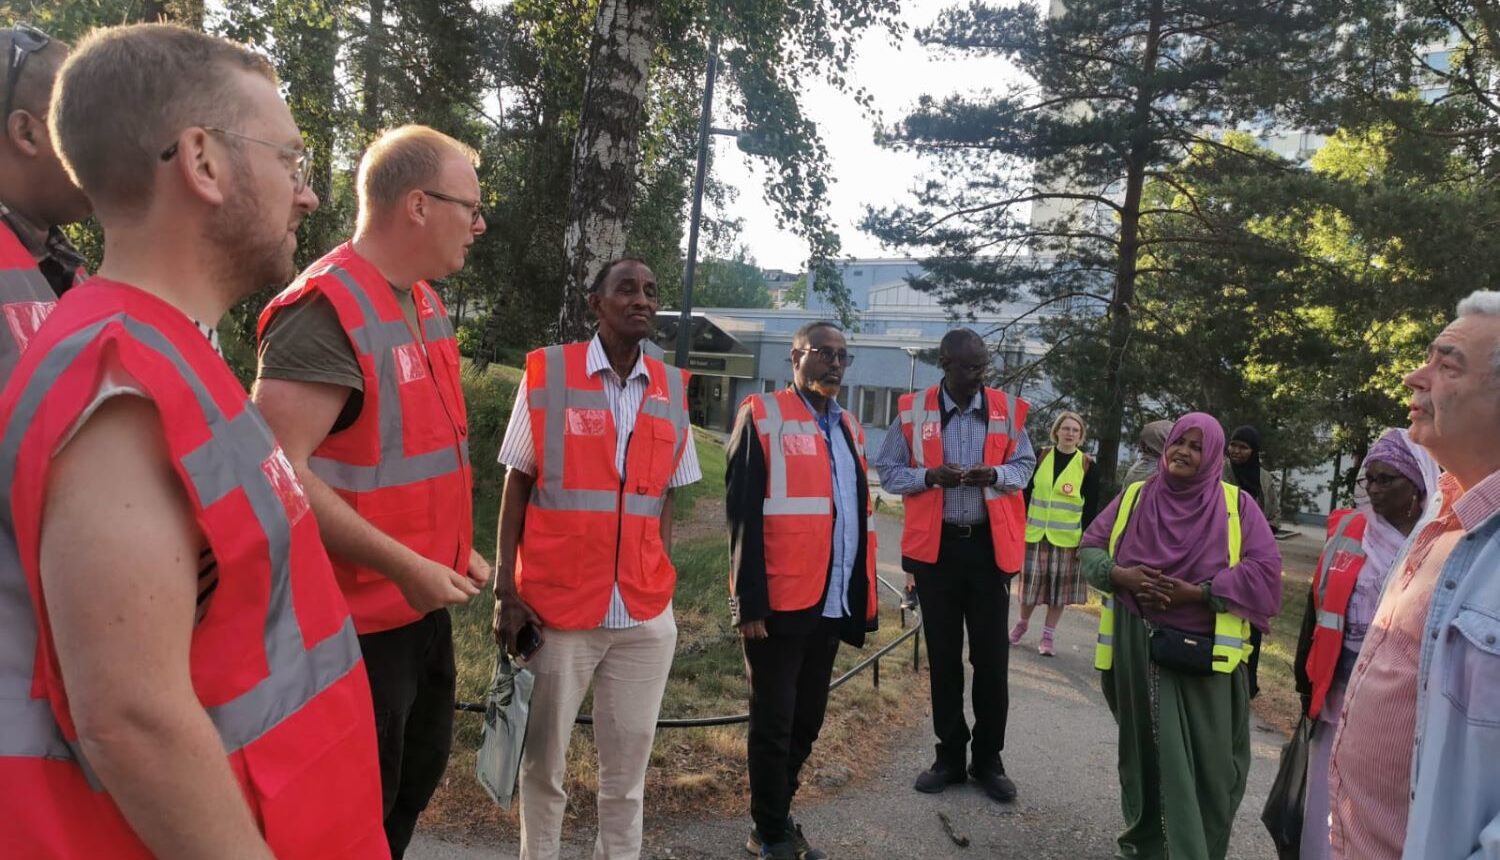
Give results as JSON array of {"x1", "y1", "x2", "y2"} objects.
[
  {"x1": 798, "y1": 346, "x2": 855, "y2": 367},
  {"x1": 422, "y1": 189, "x2": 484, "y2": 227},
  {"x1": 159, "y1": 126, "x2": 313, "y2": 194},
  {"x1": 1355, "y1": 473, "x2": 1405, "y2": 490},
  {"x1": 4, "y1": 24, "x2": 50, "y2": 121}
]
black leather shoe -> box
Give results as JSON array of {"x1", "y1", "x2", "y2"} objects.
[
  {"x1": 913, "y1": 760, "x2": 967, "y2": 793},
  {"x1": 969, "y1": 762, "x2": 1018, "y2": 803}
]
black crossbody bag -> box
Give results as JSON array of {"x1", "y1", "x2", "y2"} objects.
[{"x1": 1146, "y1": 622, "x2": 1216, "y2": 676}]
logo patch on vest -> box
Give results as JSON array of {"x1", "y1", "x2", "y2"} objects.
[
  {"x1": 781, "y1": 433, "x2": 818, "y2": 456},
  {"x1": 4, "y1": 300, "x2": 55, "y2": 353},
  {"x1": 1062, "y1": 483, "x2": 1075, "y2": 495},
  {"x1": 921, "y1": 422, "x2": 940, "y2": 442},
  {"x1": 393, "y1": 342, "x2": 428, "y2": 383},
  {"x1": 262, "y1": 447, "x2": 310, "y2": 525},
  {"x1": 566, "y1": 407, "x2": 610, "y2": 436}
]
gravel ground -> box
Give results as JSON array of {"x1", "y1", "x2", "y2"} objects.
[{"x1": 410, "y1": 515, "x2": 1288, "y2": 860}]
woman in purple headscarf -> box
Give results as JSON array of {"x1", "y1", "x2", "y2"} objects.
[
  {"x1": 1080, "y1": 413, "x2": 1283, "y2": 860},
  {"x1": 1291, "y1": 428, "x2": 1438, "y2": 860}
]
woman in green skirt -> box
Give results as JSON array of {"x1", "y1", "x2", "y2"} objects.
[{"x1": 1080, "y1": 413, "x2": 1282, "y2": 860}]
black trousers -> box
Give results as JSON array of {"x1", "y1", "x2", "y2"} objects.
[
  {"x1": 358, "y1": 609, "x2": 456, "y2": 859},
  {"x1": 912, "y1": 530, "x2": 1011, "y2": 770},
  {"x1": 744, "y1": 614, "x2": 842, "y2": 845}
]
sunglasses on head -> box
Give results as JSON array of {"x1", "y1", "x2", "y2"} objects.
[{"x1": 4, "y1": 24, "x2": 50, "y2": 122}]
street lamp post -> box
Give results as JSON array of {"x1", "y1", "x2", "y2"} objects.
[
  {"x1": 675, "y1": 37, "x2": 721, "y2": 370},
  {"x1": 903, "y1": 346, "x2": 921, "y2": 393}
]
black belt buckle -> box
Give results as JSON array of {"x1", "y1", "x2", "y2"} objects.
[{"x1": 945, "y1": 522, "x2": 982, "y2": 539}]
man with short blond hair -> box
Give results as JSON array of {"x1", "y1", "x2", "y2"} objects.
[
  {"x1": 0, "y1": 24, "x2": 91, "y2": 383},
  {"x1": 1329, "y1": 290, "x2": 1500, "y2": 860},
  {"x1": 2, "y1": 22, "x2": 385, "y2": 858},
  {"x1": 253, "y1": 122, "x2": 488, "y2": 858}
]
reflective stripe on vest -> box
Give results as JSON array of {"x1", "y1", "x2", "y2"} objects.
[
  {"x1": 304, "y1": 265, "x2": 470, "y2": 492},
  {"x1": 0, "y1": 228, "x2": 59, "y2": 385},
  {"x1": 758, "y1": 391, "x2": 834, "y2": 518},
  {"x1": 527, "y1": 344, "x2": 689, "y2": 520},
  {"x1": 0, "y1": 315, "x2": 362, "y2": 772},
  {"x1": 1304, "y1": 513, "x2": 1367, "y2": 718},
  {"x1": 1025, "y1": 448, "x2": 1087, "y2": 547},
  {"x1": 1094, "y1": 480, "x2": 1252, "y2": 674}
]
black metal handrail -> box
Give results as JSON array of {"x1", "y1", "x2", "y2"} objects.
[{"x1": 455, "y1": 574, "x2": 922, "y2": 727}]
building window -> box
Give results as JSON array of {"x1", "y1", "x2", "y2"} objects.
[
  {"x1": 836, "y1": 387, "x2": 850, "y2": 411},
  {"x1": 763, "y1": 378, "x2": 779, "y2": 394},
  {"x1": 887, "y1": 389, "x2": 905, "y2": 423},
  {"x1": 859, "y1": 386, "x2": 909, "y2": 428}
]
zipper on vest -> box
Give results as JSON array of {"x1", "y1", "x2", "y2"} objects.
[{"x1": 614, "y1": 429, "x2": 633, "y2": 587}]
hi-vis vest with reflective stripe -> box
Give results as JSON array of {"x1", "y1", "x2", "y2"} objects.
[
  {"x1": 897, "y1": 385, "x2": 1030, "y2": 573},
  {"x1": 740, "y1": 389, "x2": 879, "y2": 622},
  {"x1": 1025, "y1": 447, "x2": 1088, "y2": 548},
  {"x1": 259, "y1": 242, "x2": 473, "y2": 635},
  {"x1": 0, "y1": 223, "x2": 63, "y2": 387},
  {"x1": 1093, "y1": 480, "x2": 1255, "y2": 675},
  {"x1": 516, "y1": 342, "x2": 691, "y2": 630},
  {"x1": 0, "y1": 279, "x2": 387, "y2": 859},
  {"x1": 1304, "y1": 512, "x2": 1368, "y2": 719}
]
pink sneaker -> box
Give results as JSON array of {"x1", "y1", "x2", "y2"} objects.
[
  {"x1": 1038, "y1": 629, "x2": 1055, "y2": 657},
  {"x1": 1008, "y1": 620, "x2": 1028, "y2": 646}
]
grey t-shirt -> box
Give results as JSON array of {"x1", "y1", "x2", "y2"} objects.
[{"x1": 256, "y1": 285, "x2": 422, "y2": 433}]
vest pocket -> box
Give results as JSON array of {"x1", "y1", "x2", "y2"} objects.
[{"x1": 1444, "y1": 607, "x2": 1500, "y2": 727}]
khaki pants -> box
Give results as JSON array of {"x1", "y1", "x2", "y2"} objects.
[{"x1": 518, "y1": 608, "x2": 676, "y2": 860}]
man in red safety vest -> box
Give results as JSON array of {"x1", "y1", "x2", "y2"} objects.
[
  {"x1": 0, "y1": 23, "x2": 92, "y2": 385},
  {"x1": 253, "y1": 125, "x2": 488, "y2": 859},
  {"x1": 0, "y1": 24, "x2": 386, "y2": 858}
]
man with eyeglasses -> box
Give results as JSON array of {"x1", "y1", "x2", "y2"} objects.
[
  {"x1": 726, "y1": 319, "x2": 878, "y2": 860},
  {"x1": 252, "y1": 124, "x2": 488, "y2": 858},
  {"x1": 0, "y1": 24, "x2": 92, "y2": 385},
  {"x1": 3, "y1": 22, "x2": 386, "y2": 857},
  {"x1": 874, "y1": 327, "x2": 1034, "y2": 803}
]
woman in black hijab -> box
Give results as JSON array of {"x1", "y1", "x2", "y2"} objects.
[{"x1": 1227, "y1": 426, "x2": 1264, "y2": 508}]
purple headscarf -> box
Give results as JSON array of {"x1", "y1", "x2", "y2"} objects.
[
  {"x1": 1364, "y1": 429, "x2": 1428, "y2": 497},
  {"x1": 1082, "y1": 412, "x2": 1283, "y2": 633}
]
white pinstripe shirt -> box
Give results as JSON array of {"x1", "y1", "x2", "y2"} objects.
[{"x1": 497, "y1": 335, "x2": 702, "y2": 628}]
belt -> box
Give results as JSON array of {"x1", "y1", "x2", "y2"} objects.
[{"x1": 941, "y1": 522, "x2": 991, "y2": 539}]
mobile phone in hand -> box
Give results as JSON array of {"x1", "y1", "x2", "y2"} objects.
[{"x1": 517, "y1": 623, "x2": 544, "y2": 659}]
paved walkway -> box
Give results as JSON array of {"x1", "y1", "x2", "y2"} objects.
[{"x1": 410, "y1": 514, "x2": 1286, "y2": 860}]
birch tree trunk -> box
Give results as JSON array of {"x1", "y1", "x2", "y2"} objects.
[{"x1": 556, "y1": 0, "x2": 657, "y2": 341}]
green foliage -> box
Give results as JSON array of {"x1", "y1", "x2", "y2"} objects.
[{"x1": 691, "y1": 249, "x2": 773, "y2": 309}]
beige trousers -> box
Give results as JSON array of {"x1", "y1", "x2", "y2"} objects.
[{"x1": 518, "y1": 608, "x2": 676, "y2": 860}]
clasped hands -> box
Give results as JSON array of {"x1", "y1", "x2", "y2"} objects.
[
  {"x1": 926, "y1": 463, "x2": 997, "y2": 488},
  {"x1": 1109, "y1": 564, "x2": 1205, "y2": 611}
]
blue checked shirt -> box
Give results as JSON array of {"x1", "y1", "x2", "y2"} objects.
[
  {"x1": 798, "y1": 391, "x2": 861, "y2": 619},
  {"x1": 873, "y1": 385, "x2": 1035, "y2": 525}
]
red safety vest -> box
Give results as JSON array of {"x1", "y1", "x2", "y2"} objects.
[
  {"x1": 1304, "y1": 512, "x2": 1368, "y2": 719},
  {"x1": 0, "y1": 279, "x2": 387, "y2": 859},
  {"x1": 516, "y1": 342, "x2": 691, "y2": 630},
  {"x1": 737, "y1": 388, "x2": 879, "y2": 622},
  {"x1": 896, "y1": 385, "x2": 1030, "y2": 573},
  {"x1": 0, "y1": 222, "x2": 72, "y2": 387},
  {"x1": 259, "y1": 242, "x2": 473, "y2": 635}
]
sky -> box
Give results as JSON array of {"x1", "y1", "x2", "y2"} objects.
[{"x1": 707, "y1": 0, "x2": 1026, "y2": 272}]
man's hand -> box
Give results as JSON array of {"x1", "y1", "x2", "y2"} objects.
[
  {"x1": 396, "y1": 556, "x2": 480, "y2": 615},
  {"x1": 491, "y1": 578, "x2": 543, "y2": 656},
  {"x1": 739, "y1": 619, "x2": 769, "y2": 640},
  {"x1": 927, "y1": 463, "x2": 965, "y2": 488},
  {"x1": 960, "y1": 465, "x2": 997, "y2": 487},
  {"x1": 465, "y1": 547, "x2": 492, "y2": 588}
]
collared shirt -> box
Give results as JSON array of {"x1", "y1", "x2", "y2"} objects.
[
  {"x1": 1330, "y1": 470, "x2": 1500, "y2": 860},
  {"x1": 498, "y1": 334, "x2": 701, "y2": 629},
  {"x1": 797, "y1": 389, "x2": 859, "y2": 619},
  {"x1": 0, "y1": 201, "x2": 86, "y2": 297},
  {"x1": 873, "y1": 384, "x2": 1036, "y2": 525}
]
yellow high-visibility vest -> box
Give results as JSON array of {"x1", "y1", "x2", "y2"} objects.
[
  {"x1": 1093, "y1": 480, "x2": 1254, "y2": 674},
  {"x1": 1025, "y1": 448, "x2": 1088, "y2": 548}
]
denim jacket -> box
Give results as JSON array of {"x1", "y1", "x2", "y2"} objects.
[{"x1": 1403, "y1": 505, "x2": 1500, "y2": 859}]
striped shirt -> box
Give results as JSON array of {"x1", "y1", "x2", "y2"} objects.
[
  {"x1": 497, "y1": 335, "x2": 702, "y2": 629},
  {"x1": 873, "y1": 385, "x2": 1036, "y2": 525},
  {"x1": 1329, "y1": 471, "x2": 1500, "y2": 859}
]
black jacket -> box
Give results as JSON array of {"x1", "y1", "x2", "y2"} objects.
[{"x1": 725, "y1": 398, "x2": 876, "y2": 648}]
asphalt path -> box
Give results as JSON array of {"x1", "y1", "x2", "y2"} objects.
[{"x1": 410, "y1": 512, "x2": 1286, "y2": 860}]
